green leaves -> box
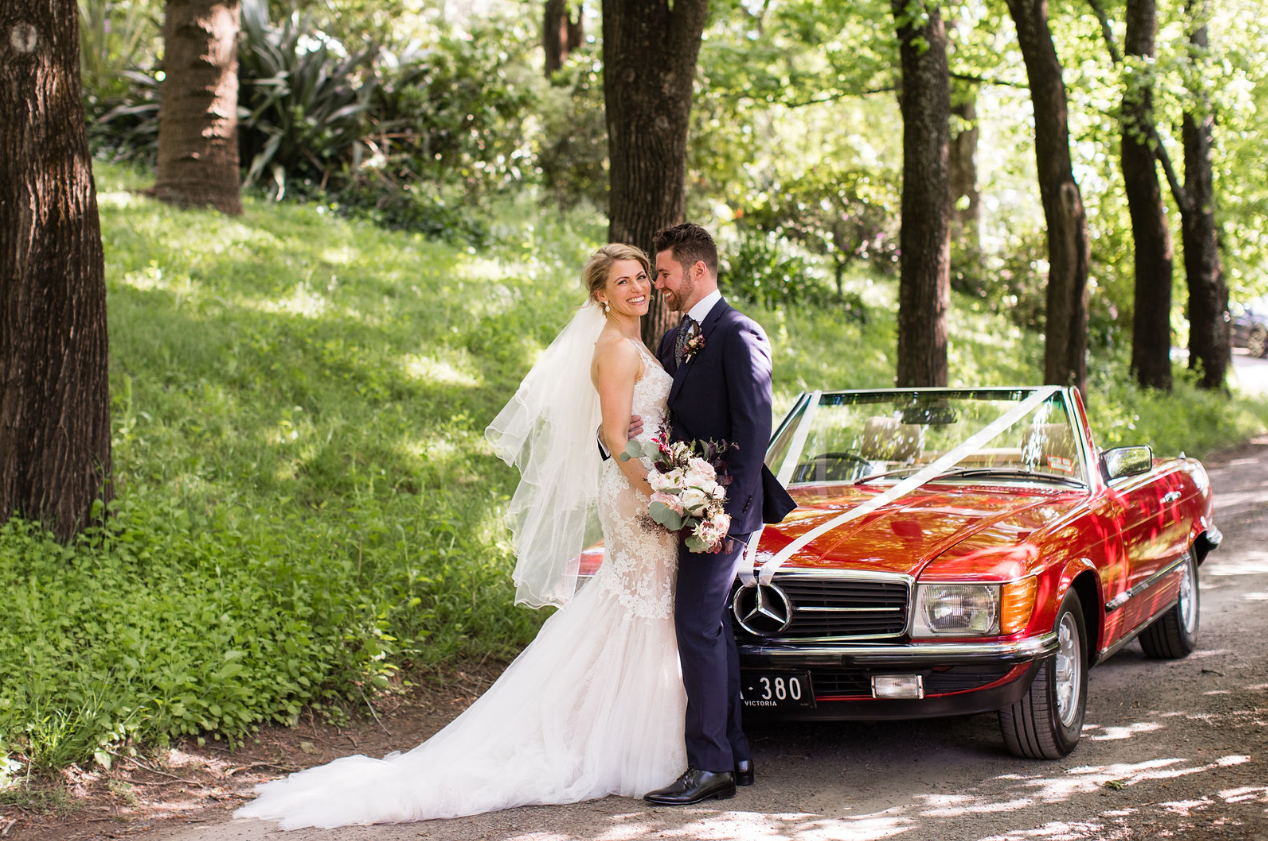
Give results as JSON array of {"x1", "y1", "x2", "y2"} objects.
[
  {"x1": 649, "y1": 500, "x2": 685, "y2": 531},
  {"x1": 685, "y1": 533, "x2": 713, "y2": 553},
  {"x1": 619, "y1": 439, "x2": 660, "y2": 462}
]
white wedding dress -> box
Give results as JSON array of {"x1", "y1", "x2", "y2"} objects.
[{"x1": 235, "y1": 342, "x2": 685, "y2": 829}]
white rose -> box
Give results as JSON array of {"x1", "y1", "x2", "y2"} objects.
[
  {"x1": 687, "y1": 457, "x2": 716, "y2": 481},
  {"x1": 684, "y1": 469, "x2": 715, "y2": 492},
  {"x1": 648, "y1": 471, "x2": 674, "y2": 492},
  {"x1": 680, "y1": 487, "x2": 709, "y2": 516},
  {"x1": 710, "y1": 483, "x2": 726, "y2": 500}
]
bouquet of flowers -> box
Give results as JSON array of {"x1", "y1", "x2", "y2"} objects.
[{"x1": 621, "y1": 429, "x2": 733, "y2": 553}]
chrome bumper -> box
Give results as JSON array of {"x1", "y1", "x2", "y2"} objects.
[{"x1": 739, "y1": 631, "x2": 1059, "y2": 669}]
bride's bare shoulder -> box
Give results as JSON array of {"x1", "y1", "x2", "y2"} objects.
[{"x1": 591, "y1": 331, "x2": 643, "y2": 383}]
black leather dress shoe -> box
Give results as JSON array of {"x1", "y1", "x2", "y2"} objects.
[
  {"x1": 734, "y1": 759, "x2": 754, "y2": 787},
  {"x1": 644, "y1": 769, "x2": 737, "y2": 805}
]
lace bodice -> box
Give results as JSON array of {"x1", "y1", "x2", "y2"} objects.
[{"x1": 593, "y1": 342, "x2": 678, "y2": 619}]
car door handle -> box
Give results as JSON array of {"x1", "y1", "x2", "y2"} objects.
[{"x1": 1161, "y1": 491, "x2": 1181, "y2": 503}]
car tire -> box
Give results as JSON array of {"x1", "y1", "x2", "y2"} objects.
[
  {"x1": 998, "y1": 590, "x2": 1088, "y2": 759},
  {"x1": 1139, "y1": 552, "x2": 1200, "y2": 659},
  {"x1": 1249, "y1": 326, "x2": 1268, "y2": 358}
]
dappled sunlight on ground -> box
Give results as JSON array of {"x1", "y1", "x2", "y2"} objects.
[
  {"x1": 401, "y1": 353, "x2": 483, "y2": 388},
  {"x1": 978, "y1": 819, "x2": 1129, "y2": 840},
  {"x1": 1204, "y1": 554, "x2": 1268, "y2": 576},
  {"x1": 1083, "y1": 721, "x2": 1164, "y2": 741},
  {"x1": 318, "y1": 246, "x2": 359, "y2": 265},
  {"x1": 249, "y1": 282, "x2": 330, "y2": 319}
]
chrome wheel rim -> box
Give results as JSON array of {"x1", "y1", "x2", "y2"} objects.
[
  {"x1": 1179, "y1": 557, "x2": 1198, "y2": 634},
  {"x1": 1054, "y1": 611, "x2": 1083, "y2": 728}
]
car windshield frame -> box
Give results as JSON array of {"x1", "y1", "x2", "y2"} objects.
[{"x1": 764, "y1": 387, "x2": 1090, "y2": 491}]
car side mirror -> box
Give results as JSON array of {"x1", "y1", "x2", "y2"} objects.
[{"x1": 1101, "y1": 446, "x2": 1153, "y2": 481}]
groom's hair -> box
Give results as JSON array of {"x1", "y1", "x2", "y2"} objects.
[{"x1": 654, "y1": 223, "x2": 718, "y2": 277}]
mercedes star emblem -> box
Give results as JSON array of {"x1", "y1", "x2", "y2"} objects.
[{"x1": 732, "y1": 582, "x2": 794, "y2": 636}]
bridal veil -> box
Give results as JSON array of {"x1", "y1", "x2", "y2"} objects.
[{"x1": 485, "y1": 302, "x2": 606, "y2": 608}]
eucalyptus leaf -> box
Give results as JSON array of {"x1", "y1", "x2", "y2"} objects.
[
  {"x1": 649, "y1": 501, "x2": 684, "y2": 531},
  {"x1": 685, "y1": 534, "x2": 711, "y2": 553}
]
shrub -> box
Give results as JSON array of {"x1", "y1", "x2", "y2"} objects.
[
  {"x1": 236, "y1": 0, "x2": 379, "y2": 197},
  {"x1": 720, "y1": 229, "x2": 866, "y2": 321},
  {"x1": 535, "y1": 58, "x2": 608, "y2": 213},
  {"x1": 739, "y1": 166, "x2": 901, "y2": 292}
]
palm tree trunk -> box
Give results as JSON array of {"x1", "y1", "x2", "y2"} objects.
[{"x1": 151, "y1": 0, "x2": 243, "y2": 215}]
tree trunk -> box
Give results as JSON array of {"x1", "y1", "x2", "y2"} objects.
[
  {"x1": 150, "y1": 0, "x2": 242, "y2": 215},
  {"x1": 949, "y1": 82, "x2": 982, "y2": 297},
  {"x1": 949, "y1": 84, "x2": 980, "y2": 258},
  {"x1": 1123, "y1": 0, "x2": 1173, "y2": 391},
  {"x1": 544, "y1": 0, "x2": 564, "y2": 75},
  {"x1": 566, "y1": 7, "x2": 584, "y2": 55},
  {"x1": 892, "y1": 0, "x2": 951, "y2": 388},
  {"x1": 1181, "y1": 5, "x2": 1229, "y2": 390},
  {"x1": 602, "y1": 0, "x2": 707, "y2": 349},
  {"x1": 1005, "y1": 0, "x2": 1091, "y2": 395},
  {"x1": 544, "y1": 0, "x2": 585, "y2": 76},
  {"x1": 1, "y1": 0, "x2": 113, "y2": 540}
]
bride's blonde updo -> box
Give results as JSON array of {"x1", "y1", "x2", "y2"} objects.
[{"x1": 582, "y1": 243, "x2": 651, "y2": 306}]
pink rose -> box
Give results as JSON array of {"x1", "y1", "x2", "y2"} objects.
[{"x1": 650, "y1": 491, "x2": 684, "y2": 517}]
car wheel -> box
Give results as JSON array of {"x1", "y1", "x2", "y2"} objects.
[
  {"x1": 1139, "y1": 552, "x2": 1200, "y2": 659},
  {"x1": 999, "y1": 590, "x2": 1088, "y2": 759},
  {"x1": 1249, "y1": 326, "x2": 1268, "y2": 358}
]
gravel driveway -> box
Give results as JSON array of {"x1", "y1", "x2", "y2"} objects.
[{"x1": 139, "y1": 442, "x2": 1268, "y2": 841}]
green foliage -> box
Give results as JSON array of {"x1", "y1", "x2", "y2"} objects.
[
  {"x1": 739, "y1": 165, "x2": 900, "y2": 289},
  {"x1": 78, "y1": 0, "x2": 160, "y2": 110},
  {"x1": 535, "y1": 58, "x2": 608, "y2": 213},
  {"x1": 90, "y1": 70, "x2": 162, "y2": 164},
  {"x1": 365, "y1": 30, "x2": 536, "y2": 195},
  {"x1": 84, "y1": 0, "x2": 540, "y2": 239},
  {"x1": 720, "y1": 229, "x2": 868, "y2": 318},
  {"x1": 236, "y1": 0, "x2": 379, "y2": 196},
  {"x1": 79, "y1": 0, "x2": 162, "y2": 162},
  {"x1": 1089, "y1": 361, "x2": 1268, "y2": 457}
]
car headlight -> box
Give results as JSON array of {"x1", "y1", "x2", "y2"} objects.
[
  {"x1": 912, "y1": 578, "x2": 1037, "y2": 637},
  {"x1": 913, "y1": 583, "x2": 999, "y2": 636}
]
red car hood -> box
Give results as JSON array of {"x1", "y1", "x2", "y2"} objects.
[{"x1": 754, "y1": 483, "x2": 1086, "y2": 579}]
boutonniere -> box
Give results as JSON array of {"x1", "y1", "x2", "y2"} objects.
[{"x1": 683, "y1": 332, "x2": 706, "y2": 362}]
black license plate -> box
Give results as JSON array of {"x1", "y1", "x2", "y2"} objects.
[{"x1": 740, "y1": 671, "x2": 816, "y2": 710}]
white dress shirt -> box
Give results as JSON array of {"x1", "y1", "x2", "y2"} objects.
[{"x1": 685, "y1": 289, "x2": 723, "y2": 329}]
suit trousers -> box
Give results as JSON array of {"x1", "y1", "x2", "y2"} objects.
[{"x1": 674, "y1": 532, "x2": 751, "y2": 773}]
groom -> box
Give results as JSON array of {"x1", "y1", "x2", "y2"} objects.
[{"x1": 643, "y1": 223, "x2": 796, "y2": 806}]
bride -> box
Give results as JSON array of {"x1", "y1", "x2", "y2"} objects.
[{"x1": 234, "y1": 244, "x2": 685, "y2": 829}]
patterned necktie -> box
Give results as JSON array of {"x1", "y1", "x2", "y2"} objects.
[{"x1": 673, "y1": 314, "x2": 694, "y2": 365}]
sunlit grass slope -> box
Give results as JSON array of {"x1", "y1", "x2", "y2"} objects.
[{"x1": 0, "y1": 162, "x2": 1262, "y2": 775}]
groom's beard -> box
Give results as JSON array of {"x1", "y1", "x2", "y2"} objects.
[{"x1": 665, "y1": 278, "x2": 695, "y2": 313}]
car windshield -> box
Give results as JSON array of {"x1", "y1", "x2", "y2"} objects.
[{"x1": 765, "y1": 388, "x2": 1087, "y2": 489}]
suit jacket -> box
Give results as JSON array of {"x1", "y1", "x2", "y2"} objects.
[{"x1": 656, "y1": 299, "x2": 797, "y2": 535}]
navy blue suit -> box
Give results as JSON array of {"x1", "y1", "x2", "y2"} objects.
[{"x1": 655, "y1": 299, "x2": 795, "y2": 773}]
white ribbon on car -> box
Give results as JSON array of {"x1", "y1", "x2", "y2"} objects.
[{"x1": 737, "y1": 385, "x2": 1062, "y2": 588}]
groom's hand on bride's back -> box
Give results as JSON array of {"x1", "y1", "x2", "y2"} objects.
[{"x1": 597, "y1": 415, "x2": 644, "y2": 461}]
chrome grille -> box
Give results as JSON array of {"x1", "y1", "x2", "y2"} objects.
[{"x1": 731, "y1": 572, "x2": 910, "y2": 643}]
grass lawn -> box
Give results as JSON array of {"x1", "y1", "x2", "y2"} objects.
[{"x1": 1, "y1": 161, "x2": 1263, "y2": 779}]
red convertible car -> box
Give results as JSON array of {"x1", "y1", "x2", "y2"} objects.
[{"x1": 581, "y1": 386, "x2": 1219, "y2": 759}]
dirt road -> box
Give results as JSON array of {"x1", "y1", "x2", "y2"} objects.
[{"x1": 51, "y1": 443, "x2": 1268, "y2": 841}]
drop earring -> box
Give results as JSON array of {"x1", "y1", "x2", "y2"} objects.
[{"x1": 604, "y1": 301, "x2": 610, "y2": 313}]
